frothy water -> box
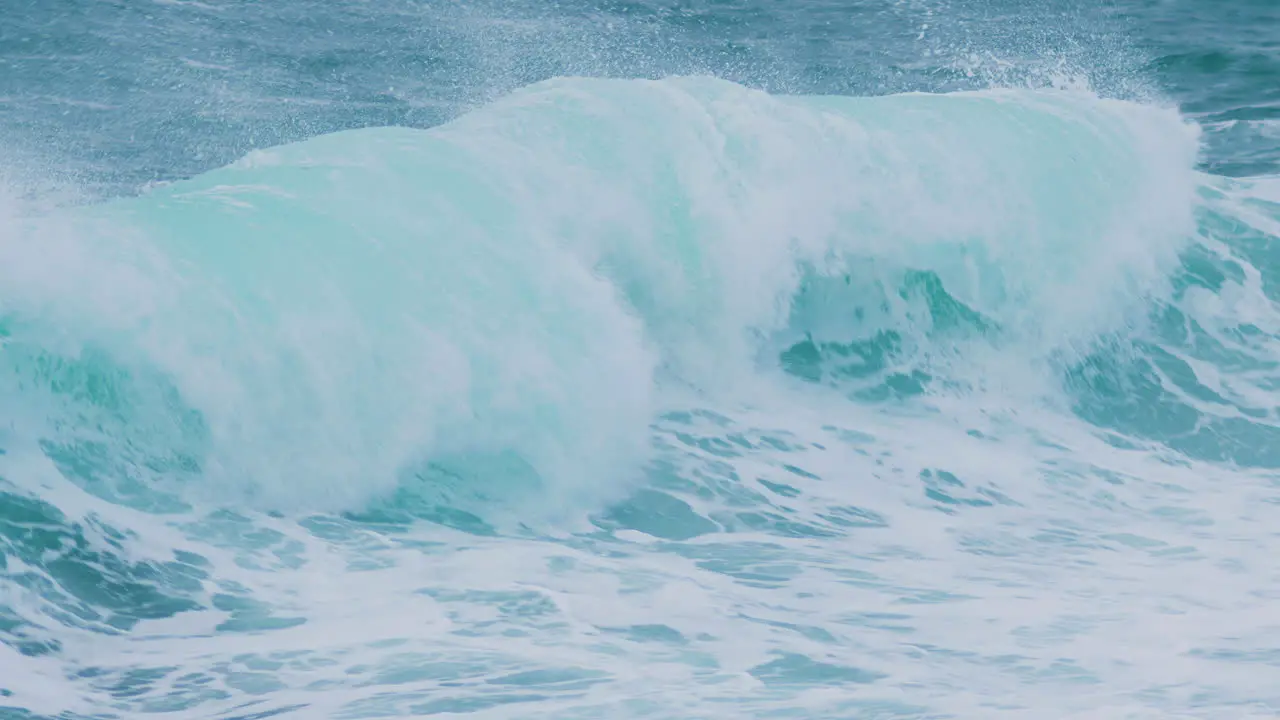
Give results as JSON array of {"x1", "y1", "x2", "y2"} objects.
[{"x1": 3, "y1": 2, "x2": 1280, "y2": 719}]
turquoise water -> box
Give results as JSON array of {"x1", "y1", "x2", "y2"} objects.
[{"x1": 1, "y1": 2, "x2": 1279, "y2": 718}]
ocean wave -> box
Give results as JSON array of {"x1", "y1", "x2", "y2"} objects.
[{"x1": 0, "y1": 76, "x2": 1229, "y2": 516}]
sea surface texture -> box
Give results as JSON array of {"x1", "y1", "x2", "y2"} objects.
[{"x1": 1, "y1": 1, "x2": 1279, "y2": 718}]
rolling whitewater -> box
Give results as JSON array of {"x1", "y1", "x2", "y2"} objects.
[{"x1": 2, "y1": 1, "x2": 1280, "y2": 718}]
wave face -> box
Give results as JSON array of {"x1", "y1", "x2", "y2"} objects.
[{"x1": 4, "y1": 75, "x2": 1280, "y2": 718}]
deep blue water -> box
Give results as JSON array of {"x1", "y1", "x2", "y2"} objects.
[{"x1": 4, "y1": 0, "x2": 1278, "y2": 190}]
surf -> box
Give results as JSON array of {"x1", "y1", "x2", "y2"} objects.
[{"x1": 0, "y1": 76, "x2": 1211, "y2": 521}]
